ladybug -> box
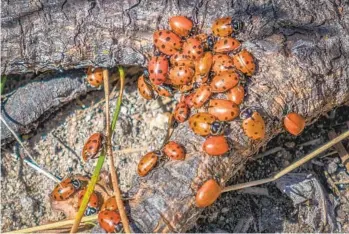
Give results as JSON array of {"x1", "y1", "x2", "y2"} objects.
[
  {"x1": 284, "y1": 112, "x2": 305, "y2": 136},
  {"x1": 169, "y1": 66, "x2": 194, "y2": 85},
  {"x1": 137, "y1": 75, "x2": 155, "y2": 100},
  {"x1": 174, "y1": 100, "x2": 190, "y2": 123},
  {"x1": 98, "y1": 210, "x2": 122, "y2": 233},
  {"x1": 227, "y1": 84, "x2": 245, "y2": 105},
  {"x1": 183, "y1": 37, "x2": 204, "y2": 60},
  {"x1": 169, "y1": 16, "x2": 193, "y2": 37},
  {"x1": 210, "y1": 71, "x2": 240, "y2": 93},
  {"x1": 170, "y1": 51, "x2": 194, "y2": 68},
  {"x1": 189, "y1": 113, "x2": 225, "y2": 136},
  {"x1": 82, "y1": 133, "x2": 104, "y2": 162},
  {"x1": 51, "y1": 177, "x2": 81, "y2": 201},
  {"x1": 195, "y1": 51, "x2": 213, "y2": 77},
  {"x1": 203, "y1": 135, "x2": 230, "y2": 156},
  {"x1": 86, "y1": 67, "x2": 103, "y2": 87},
  {"x1": 192, "y1": 84, "x2": 212, "y2": 108},
  {"x1": 196, "y1": 179, "x2": 221, "y2": 208},
  {"x1": 184, "y1": 93, "x2": 195, "y2": 108},
  {"x1": 148, "y1": 56, "x2": 169, "y2": 85},
  {"x1": 153, "y1": 84, "x2": 174, "y2": 97},
  {"x1": 232, "y1": 49, "x2": 256, "y2": 76},
  {"x1": 208, "y1": 99, "x2": 240, "y2": 121},
  {"x1": 241, "y1": 110, "x2": 265, "y2": 140},
  {"x1": 153, "y1": 30, "x2": 182, "y2": 55},
  {"x1": 212, "y1": 17, "x2": 242, "y2": 37},
  {"x1": 77, "y1": 188, "x2": 99, "y2": 216},
  {"x1": 212, "y1": 54, "x2": 235, "y2": 74},
  {"x1": 137, "y1": 151, "x2": 162, "y2": 177},
  {"x1": 101, "y1": 196, "x2": 118, "y2": 212},
  {"x1": 163, "y1": 141, "x2": 186, "y2": 160},
  {"x1": 213, "y1": 37, "x2": 241, "y2": 53}
]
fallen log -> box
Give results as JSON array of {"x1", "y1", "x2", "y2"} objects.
[{"x1": 1, "y1": 0, "x2": 349, "y2": 232}]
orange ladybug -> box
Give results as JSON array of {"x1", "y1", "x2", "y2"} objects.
[
  {"x1": 51, "y1": 178, "x2": 81, "y2": 201},
  {"x1": 183, "y1": 37, "x2": 204, "y2": 60},
  {"x1": 153, "y1": 30, "x2": 182, "y2": 55},
  {"x1": 184, "y1": 93, "x2": 195, "y2": 108},
  {"x1": 98, "y1": 210, "x2": 122, "y2": 233},
  {"x1": 196, "y1": 179, "x2": 222, "y2": 208},
  {"x1": 86, "y1": 67, "x2": 103, "y2": 88},
  {"x1": 153, "y1": 84, "x2": 174, "y2": 97},
  {"x1": 189, "y1": 113, "x2": 225, "y2": 136},
  {"x1": 192, "y1": 84, "x2": 212, "y2": 108},
  {"x1": 86, "y1": 67, "x2": 104, "y2": 87},
  {"x1": 148, "y1": 55, "x2": 169, "y2": 85},
  {"x1": 137, "y1": 75, "x2": 155, "y2": 100},
  {"x1": 213, "y1": 37, "x2": 241, "y2": 53},
  {"x1": 212, "y1": 54, "x2": 234, "y2": 74},
  {"x1": 212, "y1": 17, "x2": 242, "y2": 37},
  {"x1": 227, "y1": 85, "x2": 245, "y2": 105},
  {"x1": 101, "y1": 196, "x2": 118, "y2": 212},
  {"x1": 82, "y1": 133, "x2": 104, "y2": 162},
  {"x1": 169, "y1": 16, "x2": 193, "y2": 37},
  {"x1": 210, "y1": 70, "x2": 240, "y2": 93},
  {"x1": 208, "y1": 99, "x2": 240, "y2": 121},
  {"x1": 242, "y1": 110, "x2": 265, "y2": 140},
  {"x1": 163, "y1": 141, "x2": 186, "y2": 160},
  {"x1": 170, "y1": 51, "x2": 194, "y2": 68},
  {"x1": 232, "y1": 49, "x2": 256, "y2": 76},
  {"x1": 174, "y1": 101, "x2": 190, "y2": 123},
  {"x1": 77, "y1": 188, "x2": 99, "y2": 216},
  {"x1": 284, "y1": 113, "x2": 305, "y2": 136},
  {"x1": 169, "y1": 66, "x2": 194, "y2": 85},
  {"x1": 195, "y1": 51, "x2": 213, "y2": 77},
  {"x1": 203, "y1": 135, "x2": 230, "y2": 156},
  {"x1": 137, "y1": 151, "x2": 162, "y2": 177}
]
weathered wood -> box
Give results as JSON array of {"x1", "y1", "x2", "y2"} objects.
[{"x1": 1, "y1": 0, "x2": 349, "y2": 233}]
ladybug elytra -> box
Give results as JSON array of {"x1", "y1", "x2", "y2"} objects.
[
  {"x1": 98, "y1": 210, "x2": 122, "y2": 233},
  {"x1": 137, "y1": 151, "x2": 163, "y2": 177},
  {"x1": 77, "y1": 188, "x2": 99, "y2": 216},
  {"x1": 148, "y1": 55, "x2": 169, "y2": 85},
  {"x1": 196, "y1": 179, "x2": 222, "y2": 208},
  {"x1": 208, "y1": 99, "x2": 240, "y2": 121},
  {"x1": 169, "y1": 16, "x2": 193, "y2": 37},
  {"x1": 82, "y1": 133, "x2": 104, "y2": 162},
  {"x1": 153, "y1": 30, "x2": 182, "y2": 55},
  {"x1": 137, "y1": 75, "x2": 155, "y2": 100},
  {"x1": 174, "y1": 101, "x2": 190, "y2": 123},
  {"x1": 210, "y1": 70, "x2": 240, "y2": 93},
  {"x1": 203, "y1": 135, "x2": 230, "y2": 156},
  {"x1": 227, "y1": 84, "x2": 245, "y2": 105},
  {"x1": 232, "y1": 49, "x2": 256, "y2": 76},
  {"x1": 51, "y1": 177, "x2": 81, "y2": 201},
  {"x1": 284, "y1": 112, "x2": 305, "y2": 136},
  {"x1": 242, "y1": 110, "x2": 265, "y2": 140},
  {"x1": 213, "y1": 37, "x2": 241, "y2": 53},
  {"x1": 189, "y1": 113, "x2": 226, "y2": 136},
  {"x1": 163, "y1": 141, "x2": 186, "y2": 160},
  {"x1": 192, "y1": 84, "x2": 212, "y2": 108},
  {"x1": 212, "y1": 17, "x2": 242, "y2": 37},
  {"x1": 86, "y1": 67, "x2": 104, "y2": 88}
]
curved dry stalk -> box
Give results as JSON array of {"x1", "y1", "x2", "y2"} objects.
[{"x1": 103, "y1": 67, "x2": 131, "y2": 233}]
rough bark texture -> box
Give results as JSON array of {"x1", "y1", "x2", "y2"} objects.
[{"x1": 1, "y1": 0, "x2": 349, "y2": 233}]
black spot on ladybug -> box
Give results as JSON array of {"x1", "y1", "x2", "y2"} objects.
[
  {"x1": 161, "y1": 45, "x2": 165, "y2": 49},
  {"x1": 166, "y1": 37, "x2": 171, "y2": 41},
  {"x1": 254, "y1": 132, "x2": 258, "y2": 135},
  {"x1": 224, "y1": 39, "x2": 228, "y2": 45},
  {"x1": 159, "y1": 31, "x2": 162, "y2": 36}
]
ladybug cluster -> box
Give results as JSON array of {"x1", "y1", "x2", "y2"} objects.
[
  {"x1": 50, "y1": 133, "x2": 123, "y2": 233},
  {"x1": 137, "y1": 16, "x2": 307, "y2": 208}
]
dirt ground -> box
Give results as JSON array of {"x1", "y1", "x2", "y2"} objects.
[{"x1": 1, "y1": 75, "x2": 349, "y2": 232}]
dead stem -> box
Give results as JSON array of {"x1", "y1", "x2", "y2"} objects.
[{"x1": 103, "y1": 68, "x2": 131, "y2": 233}]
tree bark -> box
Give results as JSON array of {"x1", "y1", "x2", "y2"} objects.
[{"x1": 1, "y1": 0, "x2": 349, "y2": 232}]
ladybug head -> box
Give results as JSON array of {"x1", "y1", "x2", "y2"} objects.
[
  {"x1": 143, "y1": 68, "x2": 150, "y2": 78},
  {"x1": 71, "y1": 179, "x2": 81, "y2": 190},
  {"x1": 210, "y1": 121, "x2": 227, "y2": 135},
  {"x1": 206, "y1": 35, "x2": 215, "y2": 50},
  {"x1": 231, "y1": 20, "x2": 243, "y2": 32},
  {"x1": 114, "y1": 222, "x2": 123, "y2": 232},
  {"x1": 240, "y1": 108, "x2": 254, "y2": 120},
  {"x1": 154, "y1": 150, "x2": 164, "y2": 158}
]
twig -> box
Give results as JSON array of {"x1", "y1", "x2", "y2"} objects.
[
  {"x1": 5, "y1": 215, "x2": 98, "y2": 233},
  {"x1": 104, "y1": 67, "x2": 131, "y2": 233},
  {"x1": 254, "y1": 146, "x2": 284, "y2": 160},
  {"x1": 115, "y1": 147, "x2": 148, "y2": 154},
  {"x1": 1, "y1": 116, "x2": 61, "y2": 183},
  {"x1": 222, "y1": 130, "x2": 349, "y2": 193}
]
